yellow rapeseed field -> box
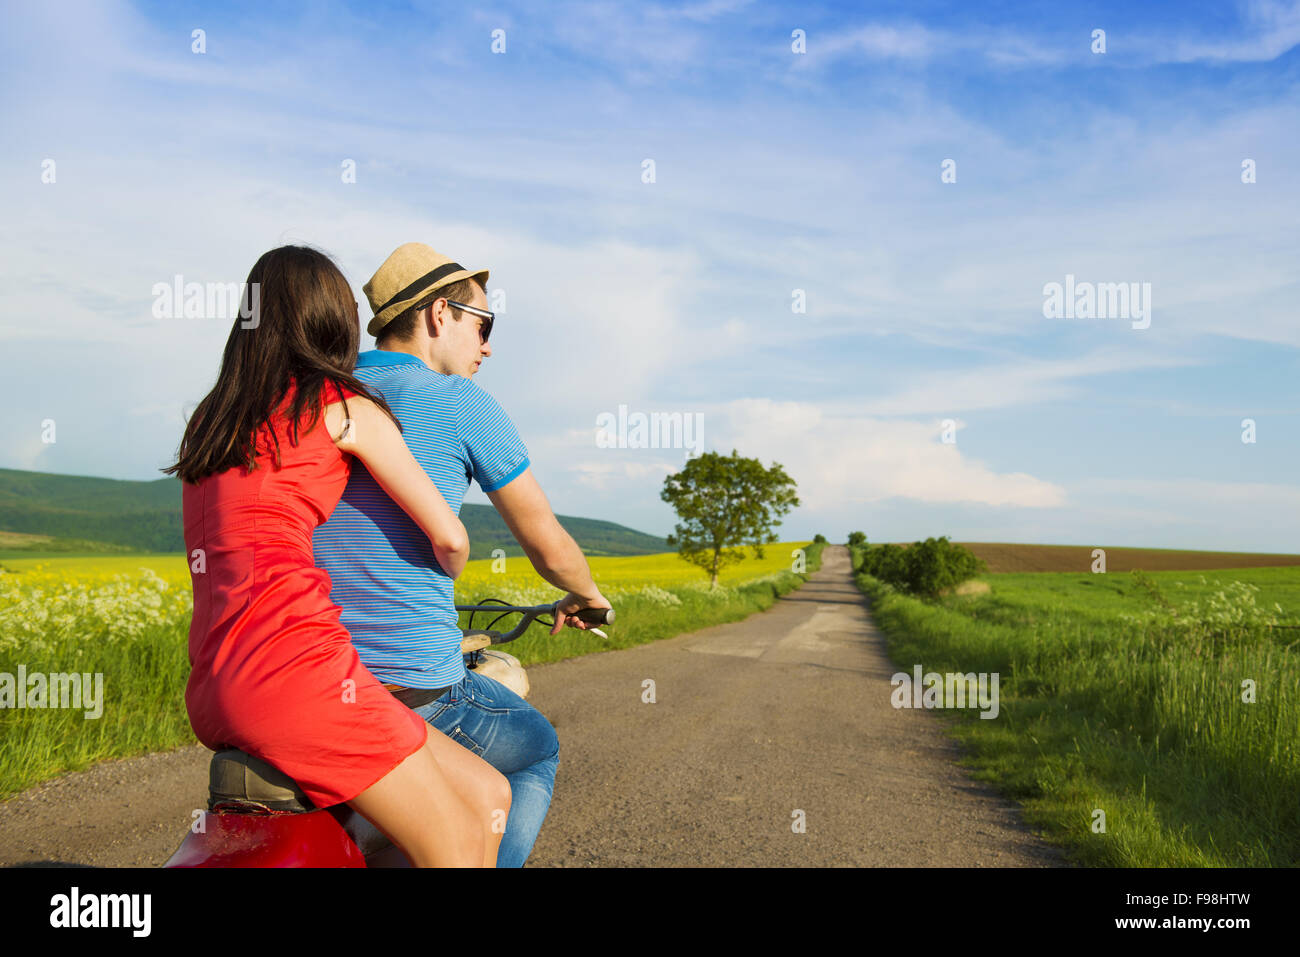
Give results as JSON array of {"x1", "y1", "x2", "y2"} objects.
[
  {"x1": 0, "y1": 543, "x2": 813, "y2": 651},
  {"x1": 456, "y1": 541, "x2": 813, "y2": 607},
  {"x1": 0, "y1": 557, "x2": 190, "y2": 654}
]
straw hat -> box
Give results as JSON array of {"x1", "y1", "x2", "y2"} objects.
[{"x1": 363, "y1": 242, "x2": 489, "y2": 338}]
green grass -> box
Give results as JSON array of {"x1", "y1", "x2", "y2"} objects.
[
  {"x1": 0, "y1": 529, "x2": 141, "y2": 559},
  {"x1": 0, "y1": 618, "x2": 194, "y2": 802},
  {"x1": 849, "y1": 552, "x2": 1300, "y2": 866},
  {"x1": 0, "y1": 541, "x2": 823, "y2": 800}
]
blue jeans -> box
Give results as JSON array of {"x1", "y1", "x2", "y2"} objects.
[{"x1": 410, "y1": 669, "x2": 558, "y2": 868}]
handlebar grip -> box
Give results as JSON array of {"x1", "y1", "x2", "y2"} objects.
[{"x1": 576, "y1": 607, "x2": 615, "y2": 626}]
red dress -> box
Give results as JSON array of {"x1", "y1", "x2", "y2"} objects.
[{"x1": 183, "y1": 381, "x2": 429, "y2": 808}]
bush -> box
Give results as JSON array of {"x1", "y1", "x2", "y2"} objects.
[
  {"x1": 812, "y1": 533, "x2": 828, "y2": 544},
  {"x1": 855, "y1": 536, "x2": 985, "y2": 598},
  {"x1": 847, "y1": 531, "x2": 867, "y2": 548}
]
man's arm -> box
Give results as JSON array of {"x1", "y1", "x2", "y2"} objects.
[{"x1": 485, "y1": 467, "x2": 611, "y2": 634}]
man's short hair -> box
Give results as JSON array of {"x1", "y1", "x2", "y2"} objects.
[{"x1": 376, "y1": 277, "x2": 483, "y2": 346}]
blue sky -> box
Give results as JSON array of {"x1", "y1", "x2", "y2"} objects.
[{"x1": 1, "y1": 0, "x2": 1297, "y2": 550}]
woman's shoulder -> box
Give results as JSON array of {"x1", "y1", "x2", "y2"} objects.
[
  {"x1": 321, "y1": 379, "x2": 362, "y2": 405},
  {"x1": 260, "y1": 379, "x2": 357, "y2": 449},
  {"x1": 280, "y1": 375, "x2": 363, "y2": 405}
]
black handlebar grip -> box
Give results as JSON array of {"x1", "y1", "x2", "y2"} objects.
[{"x1": 575, "y1": 607, "x2": 615, "y2": 626}]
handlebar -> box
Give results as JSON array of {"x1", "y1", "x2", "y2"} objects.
[{"x1": 455, "y1": 601, "x2": 616, "y2": 645}]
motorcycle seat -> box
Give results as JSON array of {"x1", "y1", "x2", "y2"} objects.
[{"x1": 208, "y1": 748, "x2": 316, "y2": 813}]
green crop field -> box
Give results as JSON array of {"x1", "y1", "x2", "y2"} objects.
[
  {"x1": 0, "y1": 541, "x2": 822, "y2": 799},
  {"x1": 852, "y1": 550, "x2": 1300, "y2": 867}
]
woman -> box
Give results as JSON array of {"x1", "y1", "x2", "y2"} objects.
[{"x1": 165, "y1": 245, "x2": 509, "y2": 866}]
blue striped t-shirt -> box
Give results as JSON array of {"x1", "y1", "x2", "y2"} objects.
[{"x1": 312, "y1": 350, "x2": 529, "y2": 688}]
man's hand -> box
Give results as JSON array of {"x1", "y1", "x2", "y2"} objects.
[{"x1": 550, "y1": 590, "x2": 612, "y2": 636}]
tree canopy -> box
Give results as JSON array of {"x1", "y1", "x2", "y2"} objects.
[{"x1": 661, "y1": 449, "x2": 800, "y2": 586}]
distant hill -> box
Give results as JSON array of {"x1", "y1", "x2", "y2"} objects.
[
  {"x1": 0, "y1": 468, "x2": 667, "y2": 559},
  {"x1": 456, "y1": 505, "x2": 668, "y2": 558},
  {"x1": 0, "y1": 470, "x2": 181, "y2": 552}
]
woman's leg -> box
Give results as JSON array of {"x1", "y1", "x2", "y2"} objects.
[
  {"x1": 412, "y1": 672, "x2": 559, "y2": 867},
  {"x1": 347, "y1": 727, "x2": 489, "y2": 866},
  {"x1": 347, "y1": 725, "x2": 512, "y2": 866},
  {"x1": 417, "y1": 724, "x2": 513, "y2": 866}
]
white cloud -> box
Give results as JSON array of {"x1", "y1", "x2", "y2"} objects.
[
  {"x1": 715, "y1": 398, "x2": 1067, "y2": 509},
  {"x1": 1088, "y1": 477, "x2": 1300, "y2": 512},
  {"x1": 802, "y1": 4, "x2": 1300, "y2": 70},
  {"x1": 8, "y1": 435, "x2": 55, "y2": 472},
  {"x1": 1163, "y1": 0, "x2": 1300, "y2": 63},
  {"x1": 570, "y1": 458, "x2": 682, "y2": 490},
  {"x1": 816, "y1": 24, "x2": 938, "y2": 60},
  {"x1": 655, "y1": 0, "x2": 755, "y2": 23},
  {"x1": 801, "y1": 19, "x2": 1069, "y2": 69},
  {"x1": 855, "y1": 351, "x2": 1201, "y2": 416}
]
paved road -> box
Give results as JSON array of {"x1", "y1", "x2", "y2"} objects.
[{"x1": 0, "y1": 546, "x2": 1068, "y2": 867}]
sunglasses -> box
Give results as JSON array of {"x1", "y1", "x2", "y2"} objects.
[{"x1": 443, "y1": 299, "x2": 494, "y2": 343}]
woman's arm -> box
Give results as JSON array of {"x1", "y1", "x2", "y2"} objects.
[{"x1": 323, "y1": 395, "x2": 470, "y2": 578}]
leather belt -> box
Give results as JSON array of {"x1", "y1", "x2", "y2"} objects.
[{"x1": 383, "y1": 683, "x2": 452, "y2": 709}]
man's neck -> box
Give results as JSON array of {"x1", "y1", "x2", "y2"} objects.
[{"x1": 377, "y1": 340, "x2": 453, "y2": 375}]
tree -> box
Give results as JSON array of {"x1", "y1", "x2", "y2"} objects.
[
  {"x1": 847, "y1": 531, "x2": 867, "y2": 548},
  {"x1": 661, "y1": 449, "x2": 800, "y2": 587}
]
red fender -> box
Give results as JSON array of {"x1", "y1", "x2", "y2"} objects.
[{"x1": 165, "y1": 809, "x2": 367, "y2": 868}]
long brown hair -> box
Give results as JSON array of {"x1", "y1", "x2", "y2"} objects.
[{"x1": 164, "y1": 245, "x2": 399, "y2": 483}]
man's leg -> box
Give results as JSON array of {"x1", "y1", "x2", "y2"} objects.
[{"x1": 411, "y1": 671, "x2": 559, "y2": 867}]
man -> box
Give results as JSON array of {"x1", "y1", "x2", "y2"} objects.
[{"x1": 313, "y1": 242, "x2": 611, "y2": 867}]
